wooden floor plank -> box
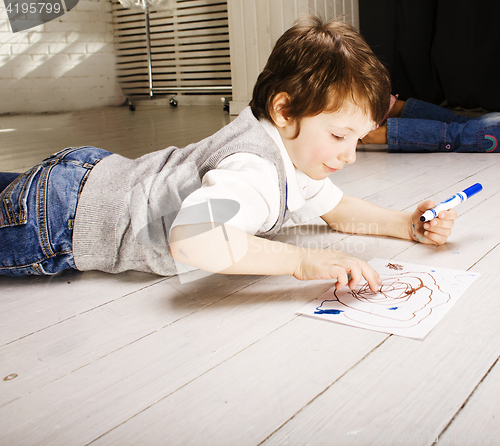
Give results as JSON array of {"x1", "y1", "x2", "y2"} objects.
[
  {"x1": 0, "y1": 274, "x2": 264, "y2": 407},
  {"x1": 439, "y1": 358, "x2": 500, "y2": 444},
  {"x1": 0, "y1": 271, "x2": 165, "y2": 346}
]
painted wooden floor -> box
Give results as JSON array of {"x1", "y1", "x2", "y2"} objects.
[{"x1": 1, "y1": 104, "x2": 499, "y2": 446}]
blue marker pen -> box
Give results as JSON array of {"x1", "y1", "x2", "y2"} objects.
[{"x1": 420, "y1": 183, "x2": 483, "y2": 222}]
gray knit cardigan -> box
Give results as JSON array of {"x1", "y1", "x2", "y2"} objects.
[{"x1": 72, "y1": 107, "x2": 288, "y2": 275}]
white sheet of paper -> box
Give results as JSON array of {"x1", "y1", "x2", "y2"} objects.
[{"x1": 297, "y1": 258, "x2": 480, "y2": 340}]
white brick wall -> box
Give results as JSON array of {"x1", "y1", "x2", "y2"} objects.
[{"x1": 0, "y1": 0, "x2": 125, "y2": 114}]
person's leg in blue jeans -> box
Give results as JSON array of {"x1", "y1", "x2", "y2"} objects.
[
  {"x1": 387, "y1": 98, "x2": 500, "y2": 153},
  {"x1": 362, "y1": 98, "x2": 500, "y2": 153},
  {"x1": 0, "y1": 147, "x2": 111, "y2": 276}
]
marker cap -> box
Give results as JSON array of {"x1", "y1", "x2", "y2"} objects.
[{"x1": 463, "y1": 183, "x2": 483, "y2": 198}]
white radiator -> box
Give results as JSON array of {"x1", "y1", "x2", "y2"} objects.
[{"x1": 111, "y1": 0, "x2": 232, "y2": 103}]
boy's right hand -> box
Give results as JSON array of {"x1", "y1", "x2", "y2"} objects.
[{"x1": 293, "y1": 249, "x2": 381, "y2": 292}]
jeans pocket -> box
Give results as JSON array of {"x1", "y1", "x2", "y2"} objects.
[
  {"x1": 478, "y1": 125, "x2": 500, "y2": 153},
  {"x1": 0, "y1": 165, "x2": 41, "y2": 228}
]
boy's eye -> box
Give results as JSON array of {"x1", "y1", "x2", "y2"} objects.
[{"x1": 332, "y1": 134, "x2": 346, "y2": 141}]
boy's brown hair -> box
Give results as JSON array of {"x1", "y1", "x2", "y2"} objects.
[{"x1": 250, "y1": 16, "x2": 391, "y2": 137}]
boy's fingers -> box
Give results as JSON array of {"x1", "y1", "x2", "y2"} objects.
[
  {"x1": 424, "y1": 222, "x2": 453, "y2": 244},
  {"x1": 412, "y1": 201, "x2": 457, "y2": 246},
  {"x1": 355, "y1": 260, "x2": 381, "y2": 292},
  {"x1": 330, "y1": 259, "x2": 377, "y2": 292},
  {"x1": 425, "y1": 220, "x2": 454, "y2": 233},
  {"x1": 427, "y1": 228, "x2": 452, "y2": 240},
  {"x1": 365, "y1": 268, "x2": 382, "y2": 292},
  {"x1": 427, "y1": 219, "x2": 454, "y2": 229},
  {"x1": 438, "y1": 209, "x2": 457, "y2": 221},
  {"x1": 348, "y1": 265, "x2": 362, "y2": 289},
  {"x1": 418, "y1": 200, "x2": 436, "y2": 214},
  {"x1": 334, "y1": 267, "x2": 349, "y2": 289},
  {"x1": 425, "y1": 233, "x2": 447, "y2": 245},
  {"x1": 425, "y1": 210, "x2": 456, "y2": 239}
]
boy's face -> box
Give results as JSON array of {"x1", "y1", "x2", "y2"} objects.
[{"x1": 276, "y1": 101, "x2": 375, "y2": 181}]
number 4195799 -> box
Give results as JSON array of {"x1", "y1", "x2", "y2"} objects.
[{"x1": 6, "y1": 2, "x2": 62, "y2": 13}]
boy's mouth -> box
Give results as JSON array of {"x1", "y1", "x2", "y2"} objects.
[{"x1": 324, "y1": 164, "x2": 339, "y2": 173}]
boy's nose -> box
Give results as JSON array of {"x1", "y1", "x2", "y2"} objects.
[{"x1": 340, "y1": 143, "x2": 357, "y2": 164}]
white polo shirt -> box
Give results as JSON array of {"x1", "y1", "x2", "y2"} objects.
[{"x1": 171, "y1": 119, "x2": 343, "y2": 235}]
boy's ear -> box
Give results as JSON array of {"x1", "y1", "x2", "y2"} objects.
[{"x1": 270, "y1": 92, "x2": 292, "y2": 128}]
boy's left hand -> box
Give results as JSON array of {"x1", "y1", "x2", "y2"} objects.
[{"x1": 409, "y1": 200, "x2": 457, "y2": 245}]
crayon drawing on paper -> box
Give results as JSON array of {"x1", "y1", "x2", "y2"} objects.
[{"x1": 297, "y1": 258, "x2": 480, "y2": 340}]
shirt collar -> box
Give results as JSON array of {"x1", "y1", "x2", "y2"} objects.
[{"x1": 259, "y1": 118, "x2": 306, "y2": 212}]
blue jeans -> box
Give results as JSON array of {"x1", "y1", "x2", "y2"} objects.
[
  {"x1": 387, "y1": 98, "x2": 500, "y2": 152},
  {"x1": 0, "y1": 146, "x2": 111, "y2": 276}
]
